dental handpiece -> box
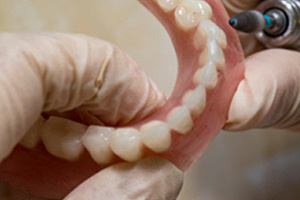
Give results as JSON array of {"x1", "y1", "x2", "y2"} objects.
[{"x1": 229, "y1": 0, "x2": 300, "y2": 50}]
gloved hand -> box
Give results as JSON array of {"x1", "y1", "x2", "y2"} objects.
[
  {"x1": 0, "y1": 33, "x2": 183, "y2": 199},
  {"x1": 222, "y1": 0, "x2": 300, "y2": 132}
]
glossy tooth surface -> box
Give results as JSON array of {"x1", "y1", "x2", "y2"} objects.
[
  {"x1": 141, "y1": 121, "x2": 171, "y2": 153},
  {"x1": 168, "y1": 105, "x2": 194, "y2": 135},
  {"x1": 194, "y1": 20, "x2": 227, "y2": 50},
  {"x1": 199, "y1": 37, "x2": 225, "y2": 70},
  {"x1": 20, "y1": 116, "x2": 45, "y2": 149},
  {"x1": 185, "y1": 85, "x2": 206, "y2": 115},
  {"x1": 194, "y1": 61, "x2": 218, "y2": 89},
  {"x1": 175, "y1": 0, "x2": 213, "y2": 31},
  {"x1": 157, "y1": 0, "x2": 182, "y2": 12},
  {"x1": 110, "y1": 128, "x2": 143, "y2": 162},
  {"x1": 41, "y1": 117, "x2": 87, "y2": 161},
  {"x1": 82, "y1": 126, "x2": 115, "y2": 165}
]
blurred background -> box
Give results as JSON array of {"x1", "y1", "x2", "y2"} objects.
[{"x1": 0, "y1": 0, "x2": 300, "y2": 199}]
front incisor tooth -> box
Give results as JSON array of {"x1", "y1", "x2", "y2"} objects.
[
  {"x1": 141, "y1": 121, "x2": 171, "y2": 153},
  {"x1": 185, "y1": 85, "x2": 206, "y2": 115},
  {"x1": 110, "y1": 128, "x2": 144, "y2": 162},
  {"x1": 199, "y1": 37, "x2": 225, "y2": 71},
  {"x1": 194, "y1": 20, "x2": 227, "y2": 50},
  {"x1": 82, "y1": 126, "x2": 115, "y2": 165},
  {"x1": 157, "y1": 0, "x2": 182, "y2": 12},
  {"x1": 168, "y1": 105, "x2": 194, "y2": 135},
  {"x1": 20, "y1": 116, "x2": 45, "y2": 149},
  {"x1": 40, "y1": 117, "x2": 87, "y2": 161},
  {"x1": 175, "y1": 0, "x2": 213, "y2": 31},
  {"x1": 193, "y1": 61, "x2": 218, "y2": 89}
]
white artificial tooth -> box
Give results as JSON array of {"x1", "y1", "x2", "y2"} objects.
[
  {"x1": 168, "y1": 105, "x2": 194, "y2": 135},
  {"x1": 141, "y1": 121, "x2": 171, "y2": 153},
  {"x1": 140, "y1": 120, "x2": 165, "y2": 132},
  {"x1": 185, "y1": 85, "x2": 206, "y2": 115},
  {"x1": 40, "y1": 117, "x2": 87, "y2": 161},
  {"x1": 20, "y1": 116, "x2": 45, "y2": 149},
  {"x1": 194, "y1": 20, "x2": 227, "y2": 50},
  {"x1": 182, "y1": 90, "x2": 193, "y2": 104},
  {"x1": 82, "y1": 126, "x2": 115, "y2": 165},
  {"x1": 175, "y1": 0, "x2": 213, "y2": 31},
  {"x1": 110, "y1": 128, "x2": 144, "y2": 162},
  {"x1": 199, "y1": 37, "x2": 225, "y2": 71},
  {"x1": 194, "y1": 61, "x2": 218, "y2": 89},
  {"x1": 157, "y1": 0, "x2": 182, "y2": 12}
]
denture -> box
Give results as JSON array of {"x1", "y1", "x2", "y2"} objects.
[{"x1": 0, "y1": 0, "x2": 244, "y2": 198}]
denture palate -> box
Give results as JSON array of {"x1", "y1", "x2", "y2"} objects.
[{"x1": 19, "y1": 0, "x2": 228, "y2": 165}]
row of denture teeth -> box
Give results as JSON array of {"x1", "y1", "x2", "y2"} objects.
[{"x1": 19, "y1": 0, "x2": 227, "y2": 165}]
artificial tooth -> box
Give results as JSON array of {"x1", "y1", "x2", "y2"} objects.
[
  {"x1": 175, "y1": 0, "x2": 213, "y2": 31},
  {"x1": 182, "y1": 90, "x2": 193, "y2": 104},
  {"x1": 82, "y1": 126, "x2": 115, "y2": 165},
  {"x1": 168, "y1": 105, "x2": 194, "y2": 135},
  {"x1": 199, "y1": 37, "x2": 225, "y2": 70},
  {"x1": 40, "y1": 117, "x2": 87, "y2": 161},
  {"x1": 194, "y1": 20, "x2": 227, "y2": 50},
  {"x1": 157, "y1": 0, "x2": 182, "y2": 12},
  {"x1": 194, "y1": 61, "x2": 218, "y2": 89},
  {"x1": 141, "y1": 121, "x2": 171, "y2": 153},
  {"x1": 110, "y1": 128, "x2": 144, "y2": 162},
  {"x1": 185, "y1": 85, "x2": 206, "y2": 115},
  {"x1": 20, "y1": 116, "x2": 45, "y2": 149}
]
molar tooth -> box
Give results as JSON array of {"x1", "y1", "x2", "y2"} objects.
[
  {"x1": 194, "y1": 61, "x2": 218, "y2": 89},
  {"x1": 20, "y1": 116, "x2": 45, "y2": 149},
  {"x1": 157, "y1": 0, "x2": 182, "y2": 12},
  {"x1": 141, "y1": 121, "x2": 171, "y2": 153},
  {"x1": 40, "y1": 117, "x2": 87, "y2": 161},
  {"x1": 194, "y1": 20, "x2": 227, "y2": 50},
  {"x1": 186, "y1": 85, "x2": 206, "y2": 115},
  {"x1": 110, "y1": 128, "x2": 144, "y2": 162},
  {"x1": 175, "y1": 0, "x2": 213, "y2": 31},
  {"x1": 168, "y1": 105, "x2": 194, "y2": 135},
  {"x1": 199, "y1": 37, "x2": 225, "y2": 71},
  {"x1": 82, "y1": 126, "x2": 115, "y2": 165}
]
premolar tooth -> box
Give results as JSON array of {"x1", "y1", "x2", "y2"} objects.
[
  {"x1": 194, "y1": 20, "x2": 227, "y2": 50},
  {"x1": 186, "y1": 85, "x2": 206, "y2": 115},
  {"x1": 175, "y1": 0, "x2": 213, "y2": 31},
  {"x1": 199, "y1": 37, "x2": 225, "y2": 71},
  {"x1": 141, "y1": 121, "x2": 171, "y2": 153},
  {"x1": 20, "y1": 116, "x2": 45, "y2": 149},
  {"x1": 182, "y1": 90, "x2": 193, "y2": 104},
  {"x1": 194, "y1": 61, "x2": 218, "y2": 89},
  {"x1": 157, "y1": 0, "x2": 182, "y2": 12},
  {"x1": 110, "y1": 128, "x2": 144, "y2": 162},
  {"x1": 40, "y1": 117, "x2": 87, "y2": 161},
  {"x1": 82, "y1": 126, "x2": 115, "y2": 165},
  {"x1": 168, "y1": 105, "x2": 194, "y2": 135}
]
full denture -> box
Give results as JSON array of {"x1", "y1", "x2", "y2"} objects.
[{"x1": 0, "y1": 0, "x2": 244, "y2": 199}]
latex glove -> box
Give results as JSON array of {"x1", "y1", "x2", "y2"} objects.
[{"x1": 0, "y1": 33, "x2": 183, "y2": 199}]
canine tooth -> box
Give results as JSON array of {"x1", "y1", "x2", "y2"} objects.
[
  {"x1": 182, "y1": 90, "x2": 193, "y2": 104},
  {"x1": 186, "y1": 85, "x2": 206, "y2": 115},
  {"x1": 157, "y1": 0, "x2": 182, "y2": 12},
  {"x1": 41, "y1": 117, "x2": 87, "y2": 161},
  {"x1": 168, "y1": 105, "x2": 194, "y2": 135},
  {"x1": 175, "y1": 0, "x2": 213, "y2": 31},
  {"x1": 82, "y1": 126, "x2": 115, "y2": 165},
  {"x1": 20, "y1": 116, "x2": 45, "y2": 149},
  {"x1": 141, "y1": 121, "x2": 171, "y2": 153},
  {"x1": 194, "y1": 20, "x2": 227, "y2": 50},
  {"x1": 110, "y1": 128, "x2": 143, "y2": 162},
  {"x1": 194, "y1": 61, "x2": 218, "y2": 89},
  {"x1": 199, "y1": 37, "x2": 225, "y2": 70}
]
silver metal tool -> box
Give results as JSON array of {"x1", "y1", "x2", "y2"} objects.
[{"x1": 229, "y1": 0, "x2": 300, "y2": 50}]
